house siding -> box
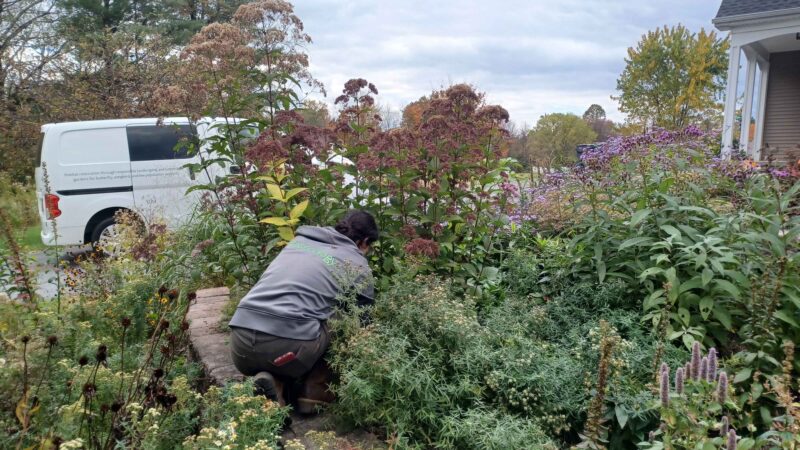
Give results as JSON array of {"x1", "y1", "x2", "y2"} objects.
[{"x1": 763, "y1": 50, "x2": 800, "y2": 162}]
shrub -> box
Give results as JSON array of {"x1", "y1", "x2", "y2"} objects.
[
  {"x1": 0, "y1": 172, "x2": 37, "y2": 228},
  {"x1": 183, "y1": 381, "x2": 288, "y2": 449},
  {"x1": 329, "y1": 273, "x2": 684, "y2": 448},
  {"x1": 516, "y1": 127, "x2": 800, "y2": 441}
]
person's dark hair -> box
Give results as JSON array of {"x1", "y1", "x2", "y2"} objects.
[{"x1": 335, "y1": 210, "x2": 379, "y2": 245}]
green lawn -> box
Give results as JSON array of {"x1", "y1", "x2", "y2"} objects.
[{"x1": 0, "y1": 223, "x2": 46, "y2": 252}]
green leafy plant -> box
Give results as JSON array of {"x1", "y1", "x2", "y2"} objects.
[{"x1": 257, "y1": 159, "x2": 310, "y2": 244}]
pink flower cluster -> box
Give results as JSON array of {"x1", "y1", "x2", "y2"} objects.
[{"x1": 404, "y1": 238, "x2": 441, "y2": 259}]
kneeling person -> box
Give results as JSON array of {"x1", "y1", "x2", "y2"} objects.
[{"x1": 228, "y1": 210, "x2": 377, "y2": 413}]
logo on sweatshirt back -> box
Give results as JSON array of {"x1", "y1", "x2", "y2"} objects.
[{"x1": 286, "y1": 240, "x2": 337, "y2": 267}]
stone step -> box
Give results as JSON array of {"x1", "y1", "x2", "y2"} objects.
[
  {"x1": 187, "y1": 287, "x2": 385, "y2": 448},
  {"x1": 187, "y1": 287, "x2": 242, "y2": 386}
]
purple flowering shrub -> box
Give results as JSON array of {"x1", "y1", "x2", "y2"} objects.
[
  {"x1": 322, "y1": 81, "x2": 520, "y2": 301},
  {"x1": 639, "y1": 341, "x2": 799, "y2": 449},
  {"x1": 508, "y1": 126, "x2": 800, "y2": 443}
]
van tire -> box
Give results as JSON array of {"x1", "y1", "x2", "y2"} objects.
[
  {"x1": 90, "y1": 216, "x2": 116, "y2": 242},
  {"x1": 90, "y1": 217, "x2": 122, "y2": 255}
]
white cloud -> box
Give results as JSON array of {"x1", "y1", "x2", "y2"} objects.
[{"x1": 294, "y1": 0, "x2": 723, "y2": 126}]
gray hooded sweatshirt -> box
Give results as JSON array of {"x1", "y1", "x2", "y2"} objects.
[{"x1": 228, "y1": 225, "x2": 374, "y2": 340}]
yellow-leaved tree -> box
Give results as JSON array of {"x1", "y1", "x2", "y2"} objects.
[{"x1": 615, "y1": 25, "x2": 729, "y2": 131}]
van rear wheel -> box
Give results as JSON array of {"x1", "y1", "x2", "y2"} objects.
[{"x1": 91, "y1": 217, "x2": 123, "y2": 257}]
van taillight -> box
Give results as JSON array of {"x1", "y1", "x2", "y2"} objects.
[{"x1": 45, "y1": 194, "x2": 61, "y2": 219}]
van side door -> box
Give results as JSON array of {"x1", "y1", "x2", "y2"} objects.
[
  {"x1": 49, "y1": 127, "x2": 134, "y2": 244},
  {"x1": 126, "y1": 124, "x2": 205, "y2": 228}
]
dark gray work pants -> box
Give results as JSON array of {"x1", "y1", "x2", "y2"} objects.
[{"x1": 230, "y1": 322, "x2": 330, "y2": 379}]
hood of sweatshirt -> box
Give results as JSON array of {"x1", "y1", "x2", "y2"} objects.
[{"x1": 296, "y1": 225, "x2": 358, "y2": 248}]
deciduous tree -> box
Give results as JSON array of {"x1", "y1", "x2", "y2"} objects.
[
  {"x1": 401, "y1": 95, "x2": 428, "y2": 128},
  {"x1": 615, "y1": 25, "x2": 728, "y2": 130},
  {"x1": 528, "y1": 113, "x2": 596, "y2": 170}
]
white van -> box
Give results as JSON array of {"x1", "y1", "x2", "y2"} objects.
[{"x1": 34, "y1": 117, "x2": 241, "y2": 248}]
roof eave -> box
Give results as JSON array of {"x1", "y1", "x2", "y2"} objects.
[{"x1": 713, "y1": 6, "x2": 800, "y2": 30}]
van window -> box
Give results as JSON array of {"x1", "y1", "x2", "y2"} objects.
[
  {"x1": 127, "y1": 125, "x2": 197, "y2": 161},
  {"x1": 59, "y1": 128, "x2": 129, "y2": 165}
]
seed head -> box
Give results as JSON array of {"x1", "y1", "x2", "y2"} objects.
[
  {"x1": 159, "y1": 319, "x2": 170, "y2": 331},
  {"x1": 158, "y1": 285, "x2": 168, "y2": 296},
  {"x1": 167, "y1": 289, "x2": 178, "y2": 300},
  {"x1": 21, "y1": 335, "x2": 30, "y2": 344},
  {"x1": 660, "y1": 369, "x2": 670, "y2": 407},
  {"x1": 181, "y1": 321, "x2": 190, "y2": 331},
  {"x1": 96, "y1": 344, "x2": 108, "y2": 363},
  {"x1": 675, "y1": 367, "x2": 685, "y2": 395},
  {"x1": 82, "y1": 383, "x2": 96, "y2": 398},
  {"x1": 691, "y1": 341, "x2": 701, "y2": 381},
  {"x1": 717, "y1": 371, "x2": 729, "y2": 403},
  {"x1": 153, "y1": 368, "x2": 164, "y2": 379},
  {"x1": 120, "y1": 317, "x2": 131, "y2": 328},
  {"x1": 727, "y1": 429, "x2": 737, "y2": 450},
  {"x1": 111, "y1": 400, "x2": 124, "y2": 413},
  {"x1": 47, "y1": 335, "x2": 59, "y2": 346},
  {"x1": 78, "y1": 355, "x2": 89, "y2": 366},
  {"x1": 188, "y1": 292, "x2": 197, "y2": 301},
  {"x1": 156, "y1": 392, "x2": 178, "y2": 409}
]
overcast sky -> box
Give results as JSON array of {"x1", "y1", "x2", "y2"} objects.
[{"x1": 294, "y1": 0, "x2": 723, "y2": 127}]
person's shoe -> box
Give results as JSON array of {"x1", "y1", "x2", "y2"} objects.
[
  {"x1": 296, "y1": 360, "x2": 335, "y2": 414},
  {"x1": 253, "y1": 372, "x2": 284, "y2": 405},
  {"x1": 296, "y1": 397, "x2": 330, "y2": 414}
]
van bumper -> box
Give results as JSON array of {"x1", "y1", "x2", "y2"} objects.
[{"x1": 40, "y1": 222, "x2": 84, "y2": 246}]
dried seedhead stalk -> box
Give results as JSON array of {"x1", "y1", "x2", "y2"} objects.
[{"x1": 581, "y1": 320, "x2": 621, "y2": 449}]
